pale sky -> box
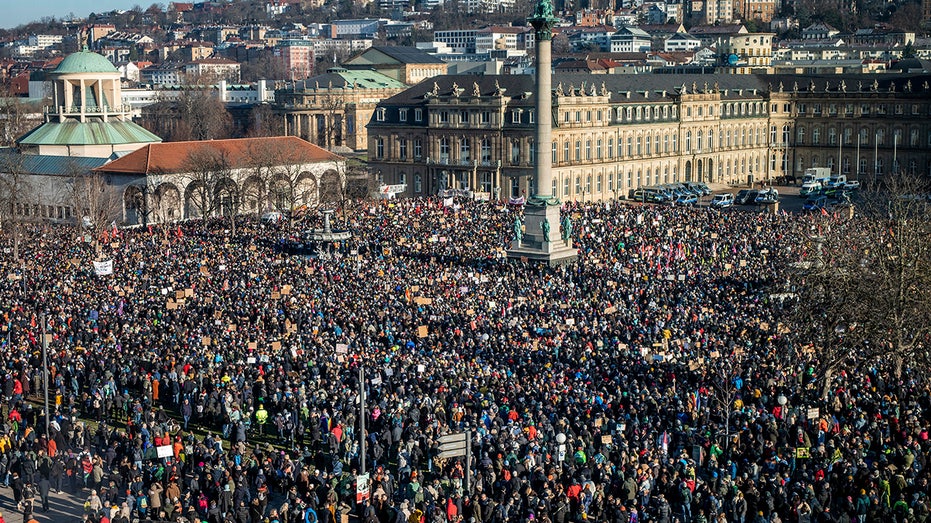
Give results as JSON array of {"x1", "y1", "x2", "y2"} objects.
[{"x1": 3, "y1": 0, "x2": 145, "y2": 29}]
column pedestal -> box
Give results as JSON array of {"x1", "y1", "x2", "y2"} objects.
[{"x1": 507, "y1": 203, "x2": 577, "y2": 266}]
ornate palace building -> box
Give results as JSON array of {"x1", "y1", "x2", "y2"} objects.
[{"x1": 366, "y1": 73, "x2": 931, "y2": 200}]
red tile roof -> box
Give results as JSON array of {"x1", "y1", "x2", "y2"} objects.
[{"x1": 96, "y1": 137, "x2": 342, "y2": 175}]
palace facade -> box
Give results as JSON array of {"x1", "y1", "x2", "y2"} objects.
[{"x1": 366, "y1": 73, "x2": 931, "y2": 200}]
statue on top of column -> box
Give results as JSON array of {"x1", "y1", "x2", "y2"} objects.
[{"x1": 528, "y1": 0, "x2": 558, "y2": 39}]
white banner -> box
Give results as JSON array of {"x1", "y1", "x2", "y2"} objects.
[
  {"x1": 443, "y1": 197, "x2": 454, "y2": 207},
  {"x1": 93, "y1": 260, "x2": 113, "y2": 276},
  {"x1": 379, "y1": 184, "x2": 407, "y2": 195}
]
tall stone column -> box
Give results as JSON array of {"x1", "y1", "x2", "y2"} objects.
[
  {"x1": 506, "y1": 0, "x2": 577, "y2": 266},
  {"x1": 532, "y1": 10, "x2": 555, "y2": 201}
]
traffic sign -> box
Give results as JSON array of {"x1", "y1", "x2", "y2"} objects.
[{"x1": 437, "y1": 431, "x2": 469, "y2": 459}]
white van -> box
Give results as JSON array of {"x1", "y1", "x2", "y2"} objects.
[{"x1": 710, "y1": 193, "x2": 734, "y2": 208}]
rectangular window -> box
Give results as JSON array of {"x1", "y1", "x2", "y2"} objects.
[
  {"x1": 415, "y1": 108, "x2": 423, "y2": 121},
  {"x1": 399, "y1": 139, "x2": 408, "y2": 160},
  {"x1": 375, "y1": 138, "x2": 384, "y2": 159},
  {"x1": 399, "y1": 108, "x2": 408, "y2": 122},
  {"x1": 440, "y1": 111, "x2": 449, "y2": 123},
  {"x1": 481, "y1": 111, "x2": 490, "y2": 124},
  {"x1": 376, "y1": 108, "x2": 386, "y2": 122},
  {"x1": 512, "y1": 110, "x2": 521, "y2": 124},
  {"x1": 414, "y1": 139, "x2": 423, "y2": 158}
]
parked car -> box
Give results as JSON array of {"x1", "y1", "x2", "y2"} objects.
[
  {"x1": 710, "y1": 193, "x2": 735, "y2": 208},
  {"x1": 800, "y1": 181, "x2": 822, "y2": 197},
  {"x1": 755, "y1": 188, "x2": 779, "y2": 204},
  {"x1": 735, "y1": 190, "x2": 754, "y2": 204},
  {"x1": 675, "y1": 194, "x2": 698, "y2": 206},
  {"x1": 686, "y1": 182, "x2": 711, "y2": 196},
  {"x1": 843, "y1": 180, "x2": 861, "y2": 190}
]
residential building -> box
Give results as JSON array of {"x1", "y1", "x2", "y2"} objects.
[
  {"x1": 802, "y1": 23, "x2": 840, "y2": 40},
  {"x1": 664, "y1": 32, "x2": 701, "y2": 52},
  {"x1": 610, "y1": 27, "x2": 652, "y2": 53},
  {"x1": 28, "y1": 34, "x2": 65, "y2": 49},
  {"x1": 332, "y1": 19, "x2": 383, "y2": 39},
  {"x1": 275, "y1": 40, "x2": 315, "y2": 80},
  {"x1": 141, "y1": 63, "x2": 185, "y2": 86},
  {"x1": 184, "y1": 57, "x2": 242, "y2": 83},
  {"x1": 434, "y1": 30, "x2": 479, "y2": 54},
  {"x1": 475, "y1": 27, "x2": 534, "y2": 54},
  {"x1": 721, "y1": 33, "x2": 775, "y2": 73},
  {"x1": 733, "y1": 0, "x2": 776, "y2": 22}
]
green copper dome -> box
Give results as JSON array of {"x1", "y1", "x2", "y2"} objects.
[{"x1": 54, "y1": 49, "x2": 118, "y2": 74}]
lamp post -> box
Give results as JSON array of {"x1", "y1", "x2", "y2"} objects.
[
  {"x1": 40, "y1": 313, "x2": 50, "y2": 441},
  {"x1": 359, "y1": 364, "x2": 366, "y2": 475}
]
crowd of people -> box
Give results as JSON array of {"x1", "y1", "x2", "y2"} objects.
[{"x1": 0, "y1": 196, "x2": 929, "y2": 523}]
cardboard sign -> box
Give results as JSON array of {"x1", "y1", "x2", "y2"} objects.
[
  {"x1": 156, "y1": 445, "x2": 174, "y2": 458},
  {"x1": 601, "y1": 435, "x2": 613, "y2": 444},
  {"x1": 167, "y1": 301, "x2": 178, "y2": 310},
  {"x1": 414, "y1": 297, "x2": 433, "y2": 305},
  {"x1": 202, "y1": 336, "x2": 211, "y2": 346},
  {"x1": 604, "y1": 306, "x2": 617, "y2": 315},
  {"x1": 271, "y1": 341, "x2": 281, "y2": 351},
  {"x1": 185, "y1": 288, "x2": 194, "y2": 297},
  {"x1": 248, "y1": 342, "x2": 258, "y2": 350},
  {"x1": 417, "y1": 326, "x2": 428, "y2": 338},
  {"x1": 336, "y1": 343, "x2": 349, "y2": 354},
  {"x1": 807, "y1": 408, "x2": 820, "y2": 420},
  {"x1": 271, "y1": 292, "x2": 280, "y2": 300},
  {"x1": 282, "y1": 285, "x2": 292, "y2": 295}
]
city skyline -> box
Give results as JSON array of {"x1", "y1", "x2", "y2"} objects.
[{"x1": 3, "y1": 0, "x2": 138, "y2": 30}]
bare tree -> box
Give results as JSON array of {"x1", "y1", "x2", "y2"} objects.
[
  {"x1": 0, "y1": 83, "x2": 43, "y2": 147},
  {"x1": 319, "y1": 90, "x2": 347, "y2": 149},
  {"x1": 68, "y1": 165, "x2": 123, "y2": 255},
  {"x1": 0, "y1": 152, "x2": 34, "y2": 261},
  {"x1": 181, "y1": 147, "x2": 234, "y2": 230},
  {"x1": 698, "y1": 348, "x2": 748, "y2": 456},
  {"x1": 786, "y1": 174, "x2": 931, "y2": 393}
]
